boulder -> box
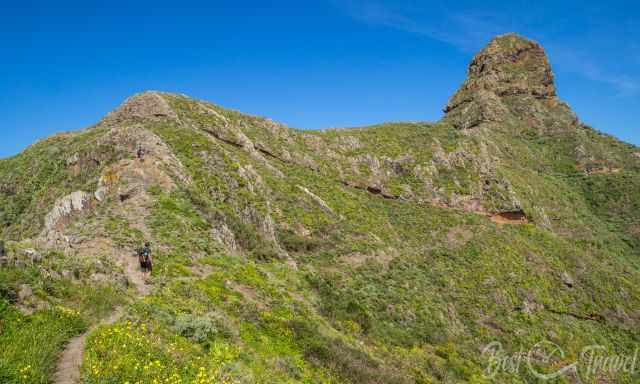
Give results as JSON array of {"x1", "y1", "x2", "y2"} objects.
[
  {"x1": 66, "y1": 153, "x2": 80, "y2": 166},
  {"x1": 293, "y1": 223, "x2": 311, "y2": 238},
  {"x1": 23, "y1": 249, "x2": 43, "y2": 264},
  {"x1": 90, "y1": 273, "x2": 109, "y2": 284},
  {"x1": 94, "y1": 186, "x2": 107, "y2": 202},
  {"x1": 561, "y1": 272, "x2": 575, "y2": 288},
  {"x1": 18, "y1": 284, "x2": 33, "y2": 302},
  {"x1": 0, "y1": 183, "x2": 16, "y2": 195}
]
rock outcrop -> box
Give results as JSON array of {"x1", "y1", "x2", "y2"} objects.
[
  {"x1": 2, "y1": 31, "x2": 640, "y2": 384},
  {"x1": 97, "y1": 125, "x2": 191, "y2": 186},
  {"x1": 443, "y1": 33, "x2": 575, "y2": 131},
  {"x1": 102, "y1": 91, "x2": 177, "y2": 124},
  {"x1": 43, "y1": 191, "x2": 93, "y2": 233}
]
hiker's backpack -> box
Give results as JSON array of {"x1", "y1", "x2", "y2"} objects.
[
  {"x1": 137, "y1": 247, "x2": 148, "y2": 263},
  {"x1": 141, "y1": 247, "x2": 151, "y2": 263}
]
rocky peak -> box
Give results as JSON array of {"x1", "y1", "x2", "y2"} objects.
[
  {"x1": 102, "y1": 91, "x2": 177, "y2": 125},
  {"x1": 464, "y1": 33, "x2": 556, "y2": 99},
  {"x1": 443, "y1": 33, "x2": 566, "y2": 130}
]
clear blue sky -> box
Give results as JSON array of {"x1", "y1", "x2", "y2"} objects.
[{"x1": 1, "y1": 0, "x2": 638, "y2": 158}]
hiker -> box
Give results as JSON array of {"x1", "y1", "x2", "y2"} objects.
[
  {"x1": 137, "y1": 145, "x2": 146, "y2": 162},
  {"x1": 138, "y1": 241, "x2": 153, "y2": 280},
  {"x1": 0, "y1": 240, "x2": 6, "y2": 267}
]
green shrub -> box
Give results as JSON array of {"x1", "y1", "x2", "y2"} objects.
[{"x1": 173, "y1": 313, "x2": 218, "y2": 343}]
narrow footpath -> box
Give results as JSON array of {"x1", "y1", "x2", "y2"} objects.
[{"x1": 53, "y1": 252, "x2": 150, "y2": 384}]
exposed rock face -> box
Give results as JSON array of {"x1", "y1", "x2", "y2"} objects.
[
  {"x1": 97, "y1": 126, "x2": 191, "y2": 186},
  {"x1": 462, "y1": 33, "x2": 556, "y2": 99},
  {"x1": 297, "y1": 185, "x2": 336, "y2": 216},
  {"x1": 23, "y1": 249, "x2": 43, "y2": 264},
  {"x1": 211, "y1": 223, "x2": 238, "y2": 251},
  {"x1": 103, "y1": 91, "x2": 177, "y2": 124},
  {"x1": 198, "y1": 115, "x2": 286, "y2": 177},
  {"x1": 66, "y1": 153, "x2": 80, "y2": 166},
  {"x1": 444, "y1": 33, "x2": 572, "y2": 130},
  {"x1": 0, "y1": 183, "x2": 16, "y2": 195},
  {"x1": 18, "y1": 284, "x2": 33, "y2": 302},
  {"x1": 43, "y1": 191, "x2": 92, "y2": 232}
]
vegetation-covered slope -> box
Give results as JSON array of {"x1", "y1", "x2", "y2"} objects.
[{"x1": 1, "y1": 33, "x2": 639, "y2": 383}]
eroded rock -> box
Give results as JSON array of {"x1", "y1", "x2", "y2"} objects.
[
  {"x1": 18, "y1": 284, "x2": 33, "y2": 302},
  {"x1": 23, "y1": 249, "x2": 43, "y2": 264},
  {"x1": 443, "y1": 33, "x2": 574, "y2": 131},
  {"x1": 66, "y1": 153, "x2": 80, "y2": 166},
  {"x1": 103, "y1": 91, "x2": 177, "y2": 124},
  {"x1": 297, "y1": 185, "x2": 335, "y2": 216},
  {"x1": 211, "y1": 223, "x2": 238, "y2": 251},
  {"x1": 0, "y1": 183, "x2": 16, "y2": 195},
  {"x1": 43, "y1": 191, "x2": 92, "y2": 233}
]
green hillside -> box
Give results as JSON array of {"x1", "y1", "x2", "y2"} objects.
[{"x1": 1, "y1": 33, "x2": 639, "y2": 383}]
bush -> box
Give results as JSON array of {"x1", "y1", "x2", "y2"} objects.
[
  {"x1": 173, "y1": 313, "x2": 218, "y2": 343},
  {"x1": 251, "y1": 244, "x2": 281, "y2": 262},
  {"x1": 278, "y1": 231, "x2": 324, "y2": 253}
]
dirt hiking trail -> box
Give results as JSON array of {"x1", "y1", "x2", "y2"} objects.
[{"x1": 53, "y1": 251, "x2": 150, "y2": 384}]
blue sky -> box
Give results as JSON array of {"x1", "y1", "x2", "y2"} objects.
[{"x1": 1, "y1": 0, "x2": 638, "y2": 158}]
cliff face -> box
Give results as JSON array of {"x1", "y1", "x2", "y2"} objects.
[
  {"x1": 1, "y1": 34, "x2": 640, "y2": 384},
  {"x1": 444, "y1": 33, "x2": 576, "y2": 131},
  {"x1": 455, "y1": 33, "x2": 557, "y2": 101}
]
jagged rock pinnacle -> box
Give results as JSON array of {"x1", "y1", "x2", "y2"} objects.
[
  {"x1": 443, "y1": 33, "x2": 565, "y2": 130},
  {"x1": 464, "y1": 33, "x2": 556, "y2": 99}
]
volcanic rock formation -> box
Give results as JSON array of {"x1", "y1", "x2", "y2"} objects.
[{"x1": 444, "y1": 33, "x2": 576, "y2": 131}]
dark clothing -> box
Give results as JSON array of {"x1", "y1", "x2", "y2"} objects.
[
  {"x1": 0, "y1": 241, "x2": 6, "y2": 267},
  {"x1": 138, "y1": 246, "x2": 152, "y2": 272},
  {"x1": 137, "y1": 147, "x2": 146, "y2": 161},
  {"x1": 140, "y1": 259, "x2": 153, "y2": 272}
]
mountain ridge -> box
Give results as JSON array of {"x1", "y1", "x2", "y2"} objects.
[{"x1": 1, "y1": 33, "x2": 639, "y2": 384}]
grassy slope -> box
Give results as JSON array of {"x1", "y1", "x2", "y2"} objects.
[
  {"x1": 0, "y1": 247, "x2": 125, "y2": 383},
  {"x1": 0, "y1": 127, "x2": 125, "y2": 239},
  {"x1": 82, "y1": 95, "x2": 638, "y2": 383},
  {"x1": 0, "y1": 127, "x2": 133, "y2": 383},
  {"x1": 0, "y1": 92, "x2": 639, "y2": 383}
]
